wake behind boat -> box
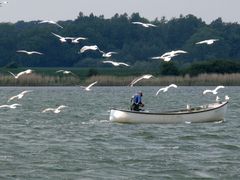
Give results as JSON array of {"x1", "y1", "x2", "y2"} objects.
[{"x1": 109, "y1": 101, "x2": 228, "y2": 124}]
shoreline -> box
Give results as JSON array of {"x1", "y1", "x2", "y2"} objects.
[{"x1": 0, "y1": 73, "x2": 240, "y2": 86}]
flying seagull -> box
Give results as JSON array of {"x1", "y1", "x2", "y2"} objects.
[
  {"x1": 151, "y1": 55, "x2": 174, "y2": 62},
  {"x1": 42, "y1": 105, "x2": 67, "y2": 114},
  {"x1": 101, "y1": 51, "x2": 118, "y2": 58},
  {"x1": 8, "y1": 90, "x2": 33, "y2": 102},
  {"x1": 102, "y1": 60, "x2": 129, "y2": 67},
  {"x1": 71, "y1": 37, "x2": 87, "y2": 44},
  {"x1": 0, "y1": 103, "x2": 21, "y2": 109},
  {"x1": 161, "y1": 50, "x2": 188, "y2": 57},
  {"x1": 155, "y1": 84, "x2": 178, "y2": 96},
  {"x1": 51, "y1": 32, "x2": 74, "y2": 43},
  {"x1": 203, "y1": 86, "x2": 225, "y2": 95},
  {"x1": 151, "y1": 50, "x2": 187, "y2": 62},
  {"x1": 132, "y1": 22, "x2": 157, "y2": 28},
  {"x1": 129, "y1": 74, "x2": 153, "y2": 87},
  {"x1": 196, "y1": 39, "x2": 219, "y2": 45},
  {"x1": 81, "y1": 81, "x2": 98, "y2": 91},
  {"x1": 0, "y1": 1, "x2": 8, "y2": 6},
  {"x1": 39, "y1": 20, "x2": 63, "y2": 28},
  {"x1": 79, "y1": 45, "x2": 101, "y2": 53},
  {"x1": 0, "y1": 1, "x2": 8, "y2": 5},
  {"x1": 16, "y1": 50, "x2": 43, "y2": 55},
  {"x1": 8, "y1": 69, "x2": 33, "y2": 79},
  {"x1": 56, "y1": 70, "x2": 77, "y2": 76}
]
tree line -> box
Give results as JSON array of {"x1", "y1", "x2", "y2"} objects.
[{"x1": 0, "y1": 12, "x2": 240, "y2": 75}]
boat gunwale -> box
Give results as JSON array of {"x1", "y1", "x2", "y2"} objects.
[{"x1": 111, "y1": 101, "x2": 228, "y2": 116}]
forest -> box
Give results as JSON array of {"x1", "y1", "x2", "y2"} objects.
[{"x1": 0, "y1": 12, "x2": 240, "y2": 75}]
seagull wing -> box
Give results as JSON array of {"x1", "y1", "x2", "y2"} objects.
[
  {"x1": 80, "y1": 46, "x2": 89, "y2": 53},
  {"x1": 132, "y1": 22, "x2": 142, "y2": 25},
  {"x1": 151, "y1": 56, "x2": 162, "y2": 60},
  {"x1": 0, "y1": 105, "x2": 10, "y2": 108},
  {"x1": 16, "y1": 71, "x2": 26, "y2": 78},
  {"x1": 57, "y1": 105, "x2": 67, "y2": 110},
  {"x1": 155, "y1": 88, "x2": 165, "y2": 96},
  {"x1": 129, "y1": 74, "x2": 153, "y2": 87},
  {"x1": 85, "y1": 81, "x2": 98, "y2": 90},
  {"x1": 20, "y1": 90, "x2": 32, "y2": 96},
  {"x1": 16, "y1": 50, "x2": 28, "y2": 54},
  {"x1": 52, "y1": 32, "x2": 63, "y2": 39},
  {"x1": 8, "y1": 95, "x2": 17, "y2": 102},
  {"x1": 196, "y1": 40, "x2": 206, "y2": 44},
  {"x1": 129, "y1": 76, "x2": 144, "y2": 87},
  {"x1": 174, "y1": 50, "x2": 187, "y2": 54},
  {"x1": 147, "y1": 23, "x2": 157, "y2": 27},
  {"x1": 102, "y1": 61, "x2": 113, "y2": 65},
  {"x1": 10, "y1": 103, "x2": 21, "y2": 109},
  {"x1": 118, "y1": 62, "x2": 130, "y2": 66},
  {"x1": 214, "y1": 85, "x2": 225, "y2": 91},
  {"x1": 42, "y1": 108, "x2": 55, "y2": 113},
  {"x1": 8, "y1": 71, "x2": 17, "y2": 78},
  {"x1": 169, "y1": 84, "x2": 178, "y2": 88},
  {"x1": 203, "y1": 89, "x2": 213, "y2": 95},
  {"x1": 80, "y1": 45, "x2": 98, "y2": 53},
  {"x1": 38, "y1": 20, "x2": 48, "y2": 24},
  {"x1": 75, "y1": 37, "x2": 87, "y2": 41},
  {"x1": 55, "y1": 22, "x2": 63, "y2": 28},
  {"x1": 31, "y1": 51, "x2": 43, "y2": 55}
]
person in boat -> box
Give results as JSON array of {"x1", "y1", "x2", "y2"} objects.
[{"x1": 131, "y1": 91, "x2": 144, "y2": 111}]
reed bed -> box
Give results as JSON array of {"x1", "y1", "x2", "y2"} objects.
[
  {"x1": 86, "y1": 73, "x2": 240, "y2": 86},
  {"x1": 0, "y1": 73, "x2": 80, "y2": 86},
  {"x1": 1, "y1": 73, "x2": 240, "y2": 86}
]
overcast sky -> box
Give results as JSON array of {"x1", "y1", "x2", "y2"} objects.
[{"x1": 0, "y1": 0, "x2": 239, "y2": 24}]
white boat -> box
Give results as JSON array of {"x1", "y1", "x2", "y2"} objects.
[{"x1": 109, "y1": 101, "x2": 228, "y2": 124}]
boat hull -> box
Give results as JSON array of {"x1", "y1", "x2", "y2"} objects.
[{"x1": 109, "y1": 102, "x2": 228, "y2": 124}]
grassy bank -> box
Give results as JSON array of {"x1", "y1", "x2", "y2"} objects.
[
  {"x1": 86, "y1": 73, "x2": 240, "y2": 86},
  {"x1": 1, "y1": 71, "x2": 240, "y2": 86}
]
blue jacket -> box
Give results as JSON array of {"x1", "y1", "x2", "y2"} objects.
[{"x1": 133, "y1": 94, "x2": 142, "y2": 105}]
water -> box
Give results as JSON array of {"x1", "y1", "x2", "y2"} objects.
[{"x1": 0, "y1": 86, "x2": 239, "y2": 179}]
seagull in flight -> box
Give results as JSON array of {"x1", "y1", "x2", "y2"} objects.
[
  {"x1": 101, "y1": 51, "x2": 118, "y2": 58},
  {"x1": 132, "y1": 22, "x2": 157, "y2": 28},
  {"x1": 42, "y1": 105, "x2": 67, "y2": 114},
  {"x1": 0, "y1": 103, "x2": 21, "y2": 109},
  {"x1": 80, "y1": 45, "x2": 101, "y2": 53},
  {"x1": 203, "y1": 86, "x2": 225, "y2": 95},
  {"x1": 51, "y1": 32, "x2": 73, "y2": 43},
  {"x1": 102, "y1": 60, "x2": 129, "y2": 67},
  {"x1": 39, "y1": 20, "x2": 63, "y2": 28},
  {"x1": 196, "y1": 39, "x2": 219, "y2": 45},
  {"x1": 8, "y1": 69, "x2": 33, "y2": 79},
  {"x1": 16, "y1": 50, "x2": 43, "y2": 55},
  {"x1": 129, "y1": 74, "x2": 153, "y2": 87},
  {"x1": 161, "y1": 50, "x2": 188, "y2": 57},
  {"x1": 71, "y1": 37, "x2": 87, "y2": 44},
  {"x1": 81, "y1": 81, "x2": 98, "y2": 91},
  {"x1": 151, "y1": 50, "x2": 187, "y2": 62},
  {"x1": 151, "y1": 55, "x2": 174, "y2": 62},
  {"x1": 8, "y1": 90, "x2": 33, "y2": 102},
  {"x1": 155, "y1": 84, "x2": 178, "y2": 96},
  {"x1": 56, "y1": 70, "x2": 77, "y2": 76},
  {"x1": 0, "y1": 1, "x2": 8, "y2": 6},
  {"x1": 0, "y1": 1, "x2": 8, "y2": 5}
]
